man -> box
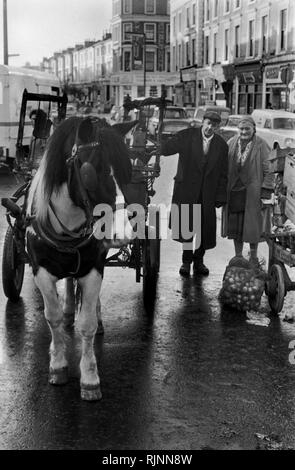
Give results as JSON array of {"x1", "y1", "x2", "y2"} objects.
[{"x1": 161, "y1": 111, "x2": 228, "y2": 276}]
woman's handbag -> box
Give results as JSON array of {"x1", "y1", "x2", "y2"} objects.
[{"x1": 228, "y1": 188, "x2": 247, "y2": 213}]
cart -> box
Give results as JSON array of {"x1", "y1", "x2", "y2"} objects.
[
  {"x1": 105, "y1": 91, "x2": 171, "y2": 308},
  {"x1": 264, "y1": 146, "x2": 295, "y2": 314},
  {"x1": 1, "y1": 89, "x2": 68, "y2": 301},
  {"x1": 1, "y1": 89, "x2": 170, "y2": 310}
]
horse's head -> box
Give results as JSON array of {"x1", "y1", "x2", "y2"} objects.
[{"x1": 42, "y1": 116, "x2": 131, "y2": 213}]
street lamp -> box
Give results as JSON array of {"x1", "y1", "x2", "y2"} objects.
[{"x1": 126, "y1": 31, "x2": 146, "y2": 96}]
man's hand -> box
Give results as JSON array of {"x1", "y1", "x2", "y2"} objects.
[{"x1": 261, "y1": 188, "x2": 273, "y2": 200}]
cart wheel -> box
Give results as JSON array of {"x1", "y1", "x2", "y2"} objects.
[
  {"x1": 142, "y1": 238, "x2": 160, "y2": 309},
  {"x1": 2, "y1": 225, "x2": 25, "y2": 302},
  {"x1": 267, "y1": 263, "x2": 285, "y2": 314}
]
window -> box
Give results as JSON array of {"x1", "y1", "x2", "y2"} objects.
[
  {"x1": 205, "y1": 0, "x2": 210, "y2": 21},
  {"x1": 205, "y1": 35, "x2": 209, "y2": 65},
  {"x1": 225, "y1": 0, "x2": 230, "y2": 13},
  {"x1": 166, "y1": 24, "x2": 170, "y2": 43},
  {"x1": 264, "y1": 119, "x2": 271, "y2": 129},
  {"x1": 144, "y1": 23, "x2": 156, "y2": 41},
  {"x1": 149, "y1": 86, "x2": 158, "y2": 97},
  {"x1": 124, "y1": 51, "x2": 131, "y2": 71},
  {"x1": 178, "y1": 44, "x2": 182, "y2": 68},
  {"x1": 145, "y1": 0, "x2": 156, "y2": 14},
  {"x1": 280, "y1": 9, "x2": 287, "y2": 50},
  {"x1": 192, "y1": 38, "x2": 196, "y2": 64},
  {"x1": 186, "y1": 42, "x2": 190, "y2": 66},
  {"x1": 123, "y1": 0, "x2": 131, "y2": 14},
  {"x1": 235, "y1": 0, "x2": 240, "y2": 7},
  {"x1": 249, "y1": 20, "x2": 254, "y2": 56},
  {"x1": 192, "y1": 4, "x2": 196, "y2": 25},
  {"x1": 213, "y1": 33, "x2": 217, "y2": 62},
  {"x1": 262, "y1": 15, "x2": 268, "y2": 53},
  {"x1": 186, "y1": 7, "x2": 190, "y2": 28},
  {"x1": 225, "y1": 29, "x2": 229, "y2": 60},
  {"x1": 214, "y1": 0, "x2": 218, "y2": 17},
  {"x1": 178, "y1": 12, "x2": 182, "y2": 31},
  {"x1": 146, "y1": 51, "x2": 155, "y2": 71},
  {"x1": 166, "y1": 50, "x2": 170, "y2": 72},
  {"x1": 173, "y1": 16, "x2": 176, "y2": 35},
  {"x1": 235, "y1": 25, "x2": 240, "y2": 58},
  {"x1": 113, "y1": 0, "x2": 120, "y2": 16},
  {"x1": 123, "y1": 23, "x2": 132, "y2": 41}
]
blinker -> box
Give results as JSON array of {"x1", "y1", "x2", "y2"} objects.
[{"x1": 80, "y1": 162, "x2": 98, "y2": 192}]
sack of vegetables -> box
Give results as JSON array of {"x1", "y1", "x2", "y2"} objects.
[{"x1": 219, "y1": 257, "x2": 266, "y2": 312}]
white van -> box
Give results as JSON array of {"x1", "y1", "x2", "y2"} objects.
[
  {"x1": 0, "y1": 65, "x2": 60, "y2": 165},
  {"x1": 251, "y1": 109, "x2": 295, "y2": 149}
]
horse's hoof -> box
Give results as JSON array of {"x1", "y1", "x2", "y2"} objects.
[
  {"x1": 49, "y1": 366, "x2": 69, "y2": 385},
  {"x1": 96, "y1": 320, "x2": 104, "y2": 335},
  {"x1": 80, "y1": 383, "x2": 102, "y2": 401}
]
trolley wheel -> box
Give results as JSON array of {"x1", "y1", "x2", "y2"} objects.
[
  {"x1": 142, "y1": 237, "x2": 160, "y2": 308},
  {"x1": 267, "y1": 263, "x2": 285, "y2": 314},
  {"x1": 2, "y1": 225, "x2": 25, "y2": 302}
]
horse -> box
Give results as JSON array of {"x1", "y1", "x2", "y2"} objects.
[{"x1": 25, "y1": 116, "x2": 134, "y2": 401}]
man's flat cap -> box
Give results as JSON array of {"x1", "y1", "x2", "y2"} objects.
[{"x1": 203, "y1": 110, "x2": 221, "y2": 123}]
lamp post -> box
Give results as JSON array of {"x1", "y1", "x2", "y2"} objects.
[{"x1": 127, "y1": 31, "x2": 146, "y2": 96}]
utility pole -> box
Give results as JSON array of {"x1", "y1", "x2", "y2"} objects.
[{"x1": 3, "y1": 0, "x2": 8, "y2": 65}]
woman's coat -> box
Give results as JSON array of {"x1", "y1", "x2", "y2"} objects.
[
  {"x1": 161, "y1": 127, "x2": 228, "y2": 249},
  {"x1": 221, "y1": 134, "x2": 273, "y2": 243}
]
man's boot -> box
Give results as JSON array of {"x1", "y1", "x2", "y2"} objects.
[
  {"x1": 193, "y1": 258, "x2": 209, "y2": 276},
  {"x1": 180, "y1": 249, "x2": 193, "y2": 276},
  {"x1": 179, "y1": 263, "x2": 191, "y2": 276}
]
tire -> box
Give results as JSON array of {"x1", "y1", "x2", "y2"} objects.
[
  {"x1": 142, "y1": 237, "x2": 160, "y2": 309},
  {"x1": 2, "y1": 225, "x2": 25, "y2": 302},
  {"x1": 267, "y1": 263, "x2": 285, "y2": 314}
]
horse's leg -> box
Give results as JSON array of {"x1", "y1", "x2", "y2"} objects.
[
  {"x1": 63, "y1": 277, "x2": 76, "y2": 327},
  {"x1": 96, "y1": 296, "x2": 104, "y2": 335},
  {"x1": 34, "y1": 267, "x2": 68, "y2": 385},
  {"x1": 76, "y1": 268, "x2": 102, "y2": 401}
]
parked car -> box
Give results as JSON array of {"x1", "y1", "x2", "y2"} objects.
[
  {"x1": 148, "y1": 105, "x2": 192, "y2": 139},
  {"x1": 184, "y1": 106, "x2": 197, "y2": 120},
  {"x1": 191, "y1": 105, "x2": 231, "y2": 127},
  {"x1": 110, "y1": 105, "x2": 120, "y2": 121},
  {"x1": 251, "y1": 109, "x2": 295, "y2": 149},
  {"x1": 218, "y1": 114, "x2": 243, "y2": 142}
]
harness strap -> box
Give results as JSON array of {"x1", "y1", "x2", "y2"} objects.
[{"x1": 49, "y1": 201, "x2": 91, "y2": 239}]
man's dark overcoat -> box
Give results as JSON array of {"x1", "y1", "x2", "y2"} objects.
[{"x1": 161, "y1": 126, "x2": 228, "y2": 249}]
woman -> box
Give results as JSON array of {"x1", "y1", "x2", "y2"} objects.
[{"x1": 221, "y1": 116, "x2": 273, "y2": 265}]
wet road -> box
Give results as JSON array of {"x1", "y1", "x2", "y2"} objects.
[{"x1": 0, "y1": 158, "x2": 295, "y2": 451}]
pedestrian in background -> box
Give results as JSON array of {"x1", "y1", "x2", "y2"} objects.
[
  {"x1": 221, "y1": 116, "x2": 274, "y2": 266},
  {"x1": 161, "y1": 111, "x2": 229, "y2": 276}
]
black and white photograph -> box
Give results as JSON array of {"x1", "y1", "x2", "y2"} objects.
[{"x1": 0, "y1": 0, "x2": 295, "y2": 455}]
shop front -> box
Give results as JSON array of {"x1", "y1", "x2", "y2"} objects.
[
  {"x1": 264, "y1": 62, "x2": 295, "y2": 112},
  {"x1": 234, "y1": 61, "x2": 263, "y2": 114}
]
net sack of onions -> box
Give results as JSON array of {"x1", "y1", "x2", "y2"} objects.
[{"x1": 219, "y1": 257, "x2": 266, "y2": 312}]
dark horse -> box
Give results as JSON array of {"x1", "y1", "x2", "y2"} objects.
[{"x1": 26, "y1": 116, "x2": 133, "y2": 401}]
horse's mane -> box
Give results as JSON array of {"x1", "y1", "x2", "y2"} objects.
[{"x1": 26, "y1": 116, "x2": 132, "y2": 222}]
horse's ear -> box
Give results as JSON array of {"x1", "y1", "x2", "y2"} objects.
[{"x1": 77, "y1": 118, "x2": 93, "y2": 143}]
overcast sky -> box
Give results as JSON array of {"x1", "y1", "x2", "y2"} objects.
[{"x1": 0, "y1": 0, "x2": 113, "y2": 67}]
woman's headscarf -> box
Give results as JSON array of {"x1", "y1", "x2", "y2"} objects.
[{"x1": 238, "y1": 116, "x2": 256, "y2": 130}]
